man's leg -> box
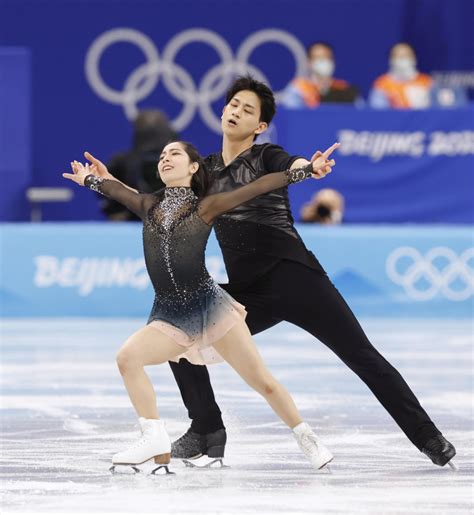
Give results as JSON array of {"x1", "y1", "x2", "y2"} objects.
[
  {"x1": 269, "y1": 260, "x2": 442, "y2": 451},
  {"x1": 168, "y1": 288, "x2": 281, "y2": 435},
  {"x1": 169, "y1": 359, "x2": 223, "y2": 434}
]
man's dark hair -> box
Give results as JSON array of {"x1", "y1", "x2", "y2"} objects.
[
  {"x1": 225, "y1": 75, "x2": 276, "y2": 125},
  {"x1": 307, "y1": 41, "x2": 334, "y2": 56}
]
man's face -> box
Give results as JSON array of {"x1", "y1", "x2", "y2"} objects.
[
  {"x1": 389, "y1": 44, "x2": 417, "y2": 79},
  {"x1": 308, "y1": 44, "x2": 335, "y2": 78},
  {"x1": 221, "y1": 90, "x2": 268, "y2": 140}
]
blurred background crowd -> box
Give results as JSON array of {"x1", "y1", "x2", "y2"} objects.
[
  {"x1": 100, "y1": 39, "x2": 471, "y2": 224},
  {"x1": 1, "y1": 0, "x2": 473, "y2": 226}
]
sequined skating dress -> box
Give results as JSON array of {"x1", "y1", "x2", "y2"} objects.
[
  {"x1": 85, "y1": 166, "x2": 312, "y2": 365},
  {"x1": 143, "y1": 186, "x2": 246, "y2": 365}
]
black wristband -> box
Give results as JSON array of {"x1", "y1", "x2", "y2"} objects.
[
  {"x1": 84, "y1": 174, "x2": 105, "y2": 194},
  {"x1": 284, "y1": 163, "x2": 313, "y2": 184}
]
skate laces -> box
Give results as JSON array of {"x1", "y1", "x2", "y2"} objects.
[
  {"x1": 424, "y1": 435, "x2": 449, "y2": 453},
  {"x1": 299, "y1": 431, "x2": 320, "y2": 455},
  {"x1": 129, "y1": 433, "x2": 150, "y2": 450},
  {"x1": 127, "y1": 424, "x2": 156, "y2": 450},
  {"x1": 180, "y1": 429, "x2": 199, "y2": 442}
]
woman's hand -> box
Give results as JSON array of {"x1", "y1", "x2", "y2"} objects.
[
  {"x1": 62, "y1": 161, "x2": 94, "y2": 186},
  {"x1": 84, "y1": 151, "x2": 115, "y2": 180}
]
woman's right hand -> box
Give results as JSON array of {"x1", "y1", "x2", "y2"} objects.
[
  {"x1": 62, "y1": 161, "x2": 94, "y2": 186},
  {"x1": 84, "y1": 151, "x2": 115, "y2": 181}
]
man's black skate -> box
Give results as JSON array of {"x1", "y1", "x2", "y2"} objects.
[
  {"x1": 205, "y1": 428, "x2": 226, "y2": 459},
  {"x1": 172, "y1": 428, "x2": 228, "y2": 469},
  {"x1": 171, "y1": 428, "x2": 205, "y2": 459},
  {"x1": 421, "y1": 435, "x2": 457, "y2": 470}
]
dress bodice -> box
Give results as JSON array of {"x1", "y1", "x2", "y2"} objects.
[{"x1": 143, "y1": 187, "x2": 213, "y2": 300}]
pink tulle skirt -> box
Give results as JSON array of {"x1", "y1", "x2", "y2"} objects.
[{"x1": 148, "y1": 298, "x2": 247, "y2": 366}]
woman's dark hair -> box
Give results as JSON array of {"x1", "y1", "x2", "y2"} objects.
[
  {"x1": 225, "y1": 75, "x2": 276, "y2": 125},
  {"x1": 169, "y1": 141, "x2": 212, "y2": 198}
]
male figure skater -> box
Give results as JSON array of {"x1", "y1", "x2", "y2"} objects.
[{"x1": 167, "y1": 76, "x2": 456, "y2": 468}]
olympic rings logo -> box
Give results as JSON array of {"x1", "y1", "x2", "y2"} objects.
[
  {"x1": 85, "y1": 28, "x2": 307, "y2": 133},
  {"x1": 386, "y1": 246, "x2": 474, "y2": 301}
]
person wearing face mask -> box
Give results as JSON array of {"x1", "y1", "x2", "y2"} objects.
[
  {"x1": 369, "y1": 43, "x2": 433, "y2": 109},
  {"x1": 282, "y1": 42, "x2": 360, "y2": 108}
]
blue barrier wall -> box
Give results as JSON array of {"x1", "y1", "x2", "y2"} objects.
[
  {"x1": 1, "y1": 223, "x2": 472, "y2": 319},
  {"x1": 0, "y1": 48, "x2": 31, "y2": 221},
  {"x1": 1, "y1": 0, "x2": 473, "y2": 221},
  {"x1": 276, "y1": 106, "x2": 474, "y2": 224}
]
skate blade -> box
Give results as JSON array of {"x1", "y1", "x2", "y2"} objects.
[
  {"x1": 109, "y1": 464, "x2": 142, "y2": 475},
  {"x1": 321, "y1": 463, "x2": 333, "y2": 474},
  {"x1": 151, "y1": 465, "x2": 175, "y2": 475},
  {"x1": 182, "y1": 456, "x2": 229, "y2": 469},
  {"x1": 448, "y1": 460, "x2": 459, "y2": 472},
  {"x1": 318, "y1": 456, "x2": 334, "y2": 473}
]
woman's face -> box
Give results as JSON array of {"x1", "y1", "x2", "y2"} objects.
[{"x1": 157, "y1": 142, "x2": 198, "y2": 186}]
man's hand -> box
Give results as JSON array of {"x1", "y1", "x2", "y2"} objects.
[
  {"x1": 84, "y1": 151, "x2": 115, "y2": 180},
  {"x1": 310, "y1": 142, "x2": 339, "y2": 179}
]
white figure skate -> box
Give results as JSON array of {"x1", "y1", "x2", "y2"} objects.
[
  {"x1": 293, "y1": 422, "x2": 333, "y2": 470},
  {"x1": 110, "y1": 417, "x2": 174, "y2": 475}
]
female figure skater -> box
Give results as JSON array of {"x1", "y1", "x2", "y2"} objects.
[{"x1": 63, "y1": 140, "x2": 338, "y2": 473}]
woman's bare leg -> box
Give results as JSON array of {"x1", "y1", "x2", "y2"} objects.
[
  {"x1": 116, "y1": 326, "x2": 185, "y2": 419},
  {"x1": 212, "y1": 320, "x2": 303, "y2": 428}
]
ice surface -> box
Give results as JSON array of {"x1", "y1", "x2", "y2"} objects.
[{"x1": 1, "y1": 318, "x2": 473, "y2": 514}]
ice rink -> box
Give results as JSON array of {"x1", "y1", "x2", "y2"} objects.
[{"x1": 1, "y1": 318, "x2": 473, "y2": 514}]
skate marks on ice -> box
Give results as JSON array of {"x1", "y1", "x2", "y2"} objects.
[{"x1": 1, "y1": 318, "x2": 473, "y2": 514}]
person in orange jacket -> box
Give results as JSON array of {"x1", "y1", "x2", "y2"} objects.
[
  {"x1": 368, "y1": 42, "x2": 467, "y2": 109},
  {"x1": 283, "y1": 42, "x2": 360, "y2": 108},
  {"x1": 369, "y1": 43, "x2": 433, "y2": 109}
]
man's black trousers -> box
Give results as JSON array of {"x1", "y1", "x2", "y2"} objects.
[{"x1": 169, "y1": 259, "x2": 441, "y2": 450}]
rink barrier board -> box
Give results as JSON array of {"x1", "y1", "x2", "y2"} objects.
[{"x1": 0, "y1": 223, "x2": 472, "y2": 318}]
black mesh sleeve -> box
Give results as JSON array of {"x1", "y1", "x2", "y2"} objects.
[
  {"x1": 84, "y1": 175, "x2": 154, "y2": 220},
  {"x1": 198, "y1": 164, "x2": 313, "y2": 224}
]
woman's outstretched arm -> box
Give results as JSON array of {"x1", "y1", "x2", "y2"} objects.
[
  {"x1": 84, "y1": 152, "x2": 139, "y2": 194},
  {"x1": 63, "y1": 161, "x2": 153, "y2": 219},
  {"x1": 199, "y1": 142, "x2": 339, "y2": 224}
]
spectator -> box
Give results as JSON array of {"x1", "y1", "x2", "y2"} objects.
[
  {"x1": 300, "y1": 189, "x2": 345, "y2": 224},
  {"x1": 369, "y1": 42, "x2": 467, "y2": 109},
  {"x1": 102, "y1": 110, "x2": 178, "y2": 221},
  {"x1": 282, "y1": 42, "x2": 360, "y2": 108}
]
